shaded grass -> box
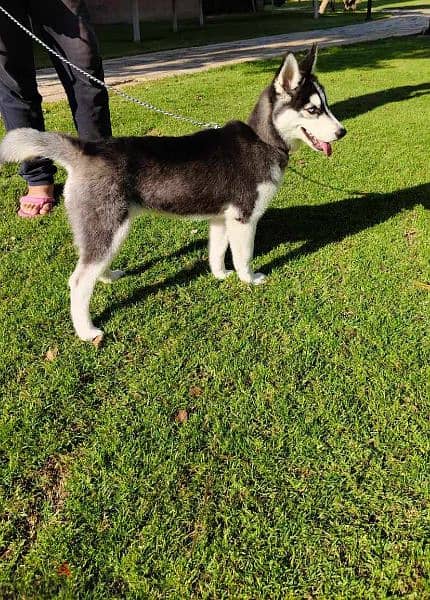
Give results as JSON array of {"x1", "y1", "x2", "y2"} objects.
[
  {"x1": 1, "y1": 35, "x2": 430, "y2": 598},
  {"x1": 372, "y1": 0, "x2": 430, "y2": 9},
  {"x1": 33, "y1": 10, "x2": 385, "y2": 68},
  {"x1": 281, "y1": 0, "x2": 427, "y2": 11}
]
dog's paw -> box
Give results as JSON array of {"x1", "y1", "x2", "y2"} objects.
[
  {"x1": 212, "y1": 269, "x2": 234, "y2": 280},
  {"x1": 99, "y1": 269, "x2": 125, "y2": 284},
  {"x1": 240, "y1": 272, "x2": 266, "y2": 285},
  {"x1": 77, "y1": 328, "x2": 104, "y2": 343},
  {"x1": 250, "y1": 272, "x2": 266, "y2": 285}
]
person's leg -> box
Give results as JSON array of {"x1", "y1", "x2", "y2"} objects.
[
  {"x1": 29, "y1": 0, "x2": 111, "y2": 141},
  {"x1": 0, "y1": 0, "x2": 56, "y2": 214}
]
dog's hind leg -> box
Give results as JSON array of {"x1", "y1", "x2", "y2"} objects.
[
  {"x1": 98, "y1": 268, "x2": 125, "y2": 283},
  {"x1": 225, "y1": 214, "x2": 265, "y2": 285},
  {"x1": 69, "y1": 218, "x2": 131, "y2": 341},
  {"x1": 69, "y1": 259, "x2": 109, "y2": 341},
  {"x1": 209, "y1": 217, "x2": 232, "y2": 280}
]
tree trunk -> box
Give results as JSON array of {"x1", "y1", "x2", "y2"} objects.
[
  {"x1": 313, "y1": 0, "x2": 320, "y2": 18},
  {"x1": 131, "y1": 0, "x2": 141, "y2": 42},
  {"x1": 366, "y1": 0, "x2": 372, "y2": 20},
  {"x1": 199, "y1": 0, "x2": 205, "y2": 26},
  {"x1": 172, "y1": 0, "x2": 178, "y2": 32}
]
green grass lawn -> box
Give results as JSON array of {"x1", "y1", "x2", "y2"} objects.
[
  {"x1": 283, "y1": 0, "x2": 428, "y2": 10},
  {"x1": 1, "y1": 35, "x2": 430, "y2": 597},
  {"x1": 357, "y1": 0, "x2": 429, "y2": 9},
  {"x1": 33, "y1": 10, "x2": 385, "y2": 68}
]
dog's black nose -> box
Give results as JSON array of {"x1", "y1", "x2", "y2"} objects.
[{"x1": 336, "y1": 127, "x2": 347, "y2": 139}]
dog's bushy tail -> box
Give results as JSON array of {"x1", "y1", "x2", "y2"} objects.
[{"x1": 0, "y1": 128, "x2": 81, "y2": 170}]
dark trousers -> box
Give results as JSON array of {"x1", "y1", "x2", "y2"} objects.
[{"x1": 0, "y1": 0, "x2": 111, "y2": 186}]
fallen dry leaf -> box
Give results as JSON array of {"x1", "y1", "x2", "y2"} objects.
[
  {"x1": 404, "y1": 229, "x2": 417, "y2": 246},
  {"x1": 92, "y1": 335, "x2": 103, "y2": 348},
  {"x1": 413, "y1": 280, "x2": 430, "y2": 291},
  {"x1": 57, "y1": 562, "x2": 71, "y2": 577},
  {"x1": 189, "y1": 386, "x2": 203, "y2": 398},
  {"x1": 45, "y1": 346, "x2": 59, "y2": 361},
  {"x1": 175, "y1": 409, "x2": 188, "y2": 424}
]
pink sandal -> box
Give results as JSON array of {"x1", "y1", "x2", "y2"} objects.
[{"x1": 18, "y1": 195, "x2": 54, "y2": 218}]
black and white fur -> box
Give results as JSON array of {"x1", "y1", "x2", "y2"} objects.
[{"x1": 0, "y1": 45, "x2": 346, "y2": 342}]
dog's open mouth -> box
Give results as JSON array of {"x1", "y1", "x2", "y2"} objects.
[{"x1": 301, "y1": 128, "x2": 332, "y2": 157}]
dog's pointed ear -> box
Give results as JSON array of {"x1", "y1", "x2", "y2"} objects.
[
  {"x1": 274, "y1": 53, "x2": 301, "y2": 95},
  {"x1": 301, "y1": 43, "x2": 318, "y2": 75}
]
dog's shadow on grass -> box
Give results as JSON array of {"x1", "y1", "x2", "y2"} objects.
[
  {"x1": 331, "y1": 82, "x2": 430, "y2": 121},
  {"x1": 124, "y1": 239, "x2": 207, "y2": 278},
  {"x1": 97, "y1": 240, "x2": 207, "y2": 325},
  {"x1": 98, "y1": 182, "x2": 429, "y2": 326},
  {"x1": 256, "y1": 182, "x2": 430, "y2": 273}
]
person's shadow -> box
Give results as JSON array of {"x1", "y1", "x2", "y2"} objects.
[{"x1": 98, "y1": 182, "x2": 429, "y2": 326}]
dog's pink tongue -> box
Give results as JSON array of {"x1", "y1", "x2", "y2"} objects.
[{"x1": 322, "y1": 142, "x2": 332, "y2": 157}]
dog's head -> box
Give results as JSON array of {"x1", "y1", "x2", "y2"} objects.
[{"x1": 271, "y1": 45, "x2": 346, "y2": 156}]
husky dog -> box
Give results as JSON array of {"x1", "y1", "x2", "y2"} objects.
[{"x1": 0, "y1": 45, "x2": 346, "y2": 342}]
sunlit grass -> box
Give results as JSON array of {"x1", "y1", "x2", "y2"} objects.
[{"x1": 1, "y1": 35, "x2": 429, "y2": 598}]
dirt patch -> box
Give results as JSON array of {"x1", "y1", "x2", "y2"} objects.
[{"x1": 39, "y1": 455, "x2": 70, "y2": 514}]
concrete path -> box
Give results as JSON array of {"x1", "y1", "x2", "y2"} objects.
[{"x1": 37, "y1": 11, "x2": 429, "y2": 102}]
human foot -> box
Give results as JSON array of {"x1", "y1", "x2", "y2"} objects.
[{"x1": 18, "y1": 184, "x2": 54, "y2": 218}]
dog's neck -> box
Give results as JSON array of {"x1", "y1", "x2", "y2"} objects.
[{"x1": 248, "y1": 86, "x2": 290, "y2": 159}]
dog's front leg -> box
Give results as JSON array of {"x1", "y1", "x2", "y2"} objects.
[
  {"x1": 225, "y1": 216, "x2": 265, "y2": 285},
  {"x1": 209, "y1": 217, "x2": 233, "y2": 280}
]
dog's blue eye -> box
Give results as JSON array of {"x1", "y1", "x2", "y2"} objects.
[{"x1": 307, "y1": 106, "x2": 318, "y2": 114}]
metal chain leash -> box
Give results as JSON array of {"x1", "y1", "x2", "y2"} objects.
[{"x1": 0, "y1": 4, "x2": 221, "y2": 130}]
